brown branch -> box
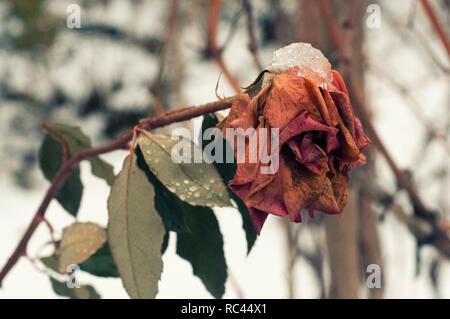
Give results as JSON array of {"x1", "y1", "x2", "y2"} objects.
[
  {"x1": 150, "y1": 0, "x2": 180, "y2": 115},
  {"x1": 207, "y1": 0, "x2": 242, "y2": 94},
  {"x1": 360, "y1": 182, "x2": 450, "y2": 259},
  {"x1": 318, "y1": 0, "x2": 349, "y2": 68},
  {"x1": 420, "y1": 0, "x2": 450, "y2": 57},
  {"x1": 243, "y1": 0, "x2": 263, "y2": 70},
  {"x1": 319, "y1": 0, "x2": 435, "y2": 221},
  {"x1": 0, "y1": 98, "x2": 234, "y2": 287},
  {"x1": 366, "y1": 59, "x2": 450, "y2": 153},
  {"x1": 317, "y1": 1, "x2": 450, "y2": 259}
]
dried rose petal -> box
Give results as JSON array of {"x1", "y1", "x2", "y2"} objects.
[{"x1": 223, "y1": 66, "x2": 371, "y2": 234}]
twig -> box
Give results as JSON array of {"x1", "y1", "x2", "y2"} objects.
[
  {"x1": 318, "y1": 0, "x2": 349, "y2": 68},
  {"x1": 0, "y1": 98, "x2": 234, "y2": 287},
  {"x1": 319, "y1": 0, "x2": 435, "y2": 221},
  {"x1": 420, "y1": 0, "x2": 450, "y2": 57},
  {"x1": 207, "y1": 0, "x2": 242, "y2": 94},
  {"x1": 366, "y1": 59, "x2": 450, "y2": 153},
  {"x1": 243, "y1": 0, "x2": 263, "y2": 70},
  {"x1": 150, "y1": 0, "x2": 180, "y2": 115}
]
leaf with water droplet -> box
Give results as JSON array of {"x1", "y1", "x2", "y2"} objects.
[
  {"x1": 58, "y1": 222, "x2": 107, "y2": 273},
  {"x1": 200, "y1": 114, "x2": 257, "y2": 254},
  {"x1": 137, "y1": 131, "x2": 231, "y2": 207},
  {"x1": 79, "y1": 242, "x2": 119, "y2": 277},
  {"x1": 107, "y1": 154, "x2": 165, "y2": 299}
]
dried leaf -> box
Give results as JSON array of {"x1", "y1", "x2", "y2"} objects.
[{"x1": 58, "y1": 222, "x2": 107, "y2": 273}]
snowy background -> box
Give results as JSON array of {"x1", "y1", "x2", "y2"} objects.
[{"x1": 0, "y1": 0, "x2": 448, "y2": 298}]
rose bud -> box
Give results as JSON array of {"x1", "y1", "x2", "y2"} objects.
[{"x1": 222, "y1": 43, "x2": 371, "y2": 234}]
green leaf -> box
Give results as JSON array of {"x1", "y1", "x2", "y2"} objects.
[
  {"x1": 136, "y1": 147, "x2": 227, "y2": 298},
  {"x1": 41, "y1": 243, "x2": 119, "y2": 278},
  {"x1": 58, "y1": 222, "x2": 107, "y2": 273},
  {"x1": 136, "y1": 146, "x2": 188, "y2": 233},
  {"x1": 200, "y1": 114, "x2": 257, "y2": 254},
  {"x1": 49, "y1": 278, "x2": 101, "y2": 299},
  {"x1": 41, "y1": 255, "x2": 60, "y2": 273},
  {"x1": 79, "y1": 243, "x2": 119, "y2": 277},
  {"x1": 137, "y1": 131, "x2": 231, "y2": 207},
  {"x1": 43, "y1": 121, "x2": 115, "y2": 185},
  {"x1": 161, "y1": 232, "x2": 169, "y2": 255},
  {"x1": 107, "y1": 154, "x2": 165, "y2": 299},
  {"x1": 176, "y1": 205, "x2": 227, "y2": 299},
  {"x1": 39, "y1": 135, "x2": 83, "y2": 217}
]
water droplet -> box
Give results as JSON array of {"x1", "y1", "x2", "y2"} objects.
[
  {"x1": 194, "y1": 192, "x2": 201, "y2": 198},
  {"x1": 168, "y1": 187, "x2": 176, "y2": 193},
  {"x1": 184, "y1": 180, "x2": 190, "y2": 184},
  {"x1": 179, "y1": 194, "x2": 186, "y2": 201},
  {"x1": 189, "y1": 186, "x2": 198, "y2": 192}
]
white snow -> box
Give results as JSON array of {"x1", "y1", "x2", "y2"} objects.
[{"x1": 270, "y1": 42, "x2": 333, "y2": 85}]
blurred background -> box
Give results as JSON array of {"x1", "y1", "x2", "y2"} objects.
[{"x1": 0, "y1": 0, "x2": 449, "y2": 298}]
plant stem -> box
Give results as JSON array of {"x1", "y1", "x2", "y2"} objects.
[{"x1": 420, "y1": 0, "x2": 450, "y2": 57}]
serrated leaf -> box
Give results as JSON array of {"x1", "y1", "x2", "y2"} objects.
[
  {"x1": 176, "y1": 205, "x2": 227, "y2": 299},
  {"x1": 43, "y1": 121, "x2": 115, "y2": 185},
  {"x1": 49, "y1": 278, "x2": 101, "y2": 299},
  {"x1": 136, "y1": 146, "x2": 227, "y2": 298},
  {"x1": 39, "y1": 135, "x2": 83, "y2": 216},
  {"x1": 200, "y1": 114, "x2": 257, "y2": 253},
  {"x1": 136, "y1": 146, "x2": 188, "y2": 233},
  {"x1": 58, "y1": 222, "x2": 107, "y2": 273},
  {"x1": 107, "y1": 154, "x2": 165, "y2": 299},
  {"x1": 137, "y1": 131, "x2": 231, "y2": 207},
  {"x1": 79, "y1": 243, "x2": 119, "y2": 277}
]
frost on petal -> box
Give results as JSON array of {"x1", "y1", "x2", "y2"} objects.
[
  {"x1": 270, "y1": 42, "x2": 333, "y2": 88},
  {"x1": 222, "y1": 55, "x2": 371, "y2": 234}
]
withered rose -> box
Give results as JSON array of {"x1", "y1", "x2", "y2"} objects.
[{"x1": 222, "y1": 67, "x2": 371, "y2": 234}]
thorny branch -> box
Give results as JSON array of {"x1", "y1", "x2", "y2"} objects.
[{"x1": 0, "y1": 98, "x2": 234, "y2": 287}]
